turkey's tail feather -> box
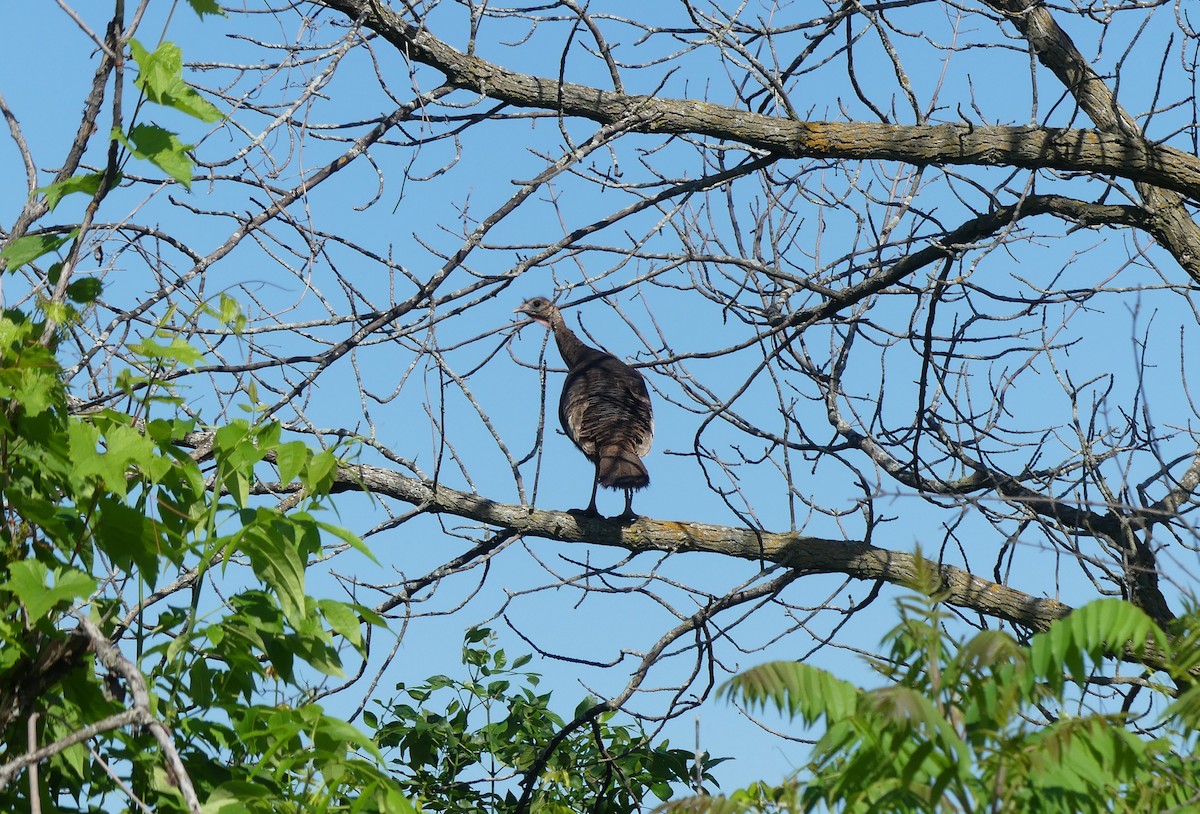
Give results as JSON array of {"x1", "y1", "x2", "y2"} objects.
[{"x1": 597, "y1": 445, "x2": 649, "y2": 491}]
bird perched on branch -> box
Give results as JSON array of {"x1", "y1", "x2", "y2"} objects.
[{"x1": 515, "y1": 296, "x2": 654, "y2": 521}]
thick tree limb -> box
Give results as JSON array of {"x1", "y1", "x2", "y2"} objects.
[
  {"x1": 314, "y1": 0, "x2": 1200, "y2": 203},
  {"x1": 984, "y1": 0, "x2": 1200, "y2": 300},
  {"x1": 328, "y1": 463, "x2": 1194, "y2": 676},
  {"x1": 328, "y1": 462, "x2": 1073, "y2": 633}
]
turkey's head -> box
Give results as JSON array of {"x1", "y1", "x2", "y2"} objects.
[{"x1": 515, "y1": 296, "x2": 559, "y2": 327}]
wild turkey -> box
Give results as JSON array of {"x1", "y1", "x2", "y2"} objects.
[{"x1": 515, "y1": 296, "x2": 654, "y2": 520}]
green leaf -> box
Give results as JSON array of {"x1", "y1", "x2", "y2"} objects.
[
  {"x1": 3, "y1": 561, "x2": 96, "y2": 620},
  {"x1": 863, "y1": 684, "x2": 952, "y2": 731},
  {"x1": 65, "y1": 419, "x2": 155, "y2": 498},
  {"x1": 293, "y1": 629, "x2": 344, "y2": 678},
  {"x1": 254, "y1": 420, "x2": 282, "y2": 452},
  {"x1": 66, "y1": 277, "x2": 103, "y2": 304},
  {"x1": 318, "y1": 598, "x2": 363, "y2": 649},
  {"x1": 41, "y1": 300, "x2": 77, "y2": 327},
  {"x1": 1028, "y1": 717, "x2": 1147, "y2": 796},
  {"x1": 115, "y1": 124, "x2": 197, "y2": 188},
  {"x1": 68, "y1": 420, "x2": 125, "y2": 494},
  {"x1": 1, "y1": 230, "x2": 76, "y2": 271},
  {"x1": 186, "y1": 0, "x2": 225, "y2": 19},
  {"x1": 6, "y1": 343, "x2": 65, "y2": 416},
  {"x1": 274, "y1": 441, "x2": 308, "y2": 485},
  {"x1": 721, "y1": 661, "x2": 859, "y2": 725},
  {"x1": 38, "y1": 173, "x2": 113, "y2": 212},
  {"x1": 130, "y1": 39, "x2": 223, "y2": 123},
  {"x1": 103, "y1": 422, "x2": 156, "y2": 467},
  {"x1": 127, "y1": 334, "x2": 205, "y2": 367},
  {"x1": 315, "y1": 519, "x2": 377, "y2": 562},
  {"x1": 955, "y1": 629, "x2": 1023, "y2": 672},
  {"x1": 217, "y1": 292, "x2": 246, "y2": 334},
  {"x1": 94, "y1": 497, "x2": 163, "y2": 587},
  {"x1": 238, "y1": 513, "x2": 309, "y2": 628},
  {"x1": 214, "y1": 420, "x2": 253, "y2": 458},
  {"x1": 200, "y1": 780, "x2": 274, "y2": 813},
  {"x1": 304, "y1": 448, "x2": 338, "y2": 493},
  {"x1": 349, "y1": 602, "x2": 387, "y2": 628},
  {"x1": 1166, "y1": 684, "x2": 1200, "y2": 729},
  {"x1": 1029, "y1": 599, "x2": 1167, "y2": 693},
  {"x1": 314, "y1": 714, "x2": 386, "y2": 763},
  {"x1": 43, "y1": 711, "x2": 90, "y2": 781},
  {"x1": 657, "y1": 789, "x2": 786, "y2": 814}
]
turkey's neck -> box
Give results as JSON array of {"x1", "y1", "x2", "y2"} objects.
[{"x1": 548, "y1": 310, "x2": 597, "y2": 369}]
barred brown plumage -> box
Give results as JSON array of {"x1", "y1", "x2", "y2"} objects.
[{"x1": 515, "y1": 296, "x2": 654, "y2": 521}]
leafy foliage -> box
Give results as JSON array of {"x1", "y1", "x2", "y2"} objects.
[
  {"x1": 667, "y1": 560, "x2": 1200, "y2": 813},
  {"x1": 115, "y1": 35, "x2": 223, "y2": 189},
  {"x1": 370, "y1": 627, "x2": 721, "y2": 813},
  {"x1": 0, "y1": 42, "x2": 411, "y2": 800},
  {"x1": 0, "y1": 303, "x2": 416, "y2": 811}
]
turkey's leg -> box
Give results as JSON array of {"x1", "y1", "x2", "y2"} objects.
[
  {"x1": 612, "y1": 488, "x2": 638, "y2": 523},
  {"x1": 571, "y1": 465, "x2": 602, "y2": 517}
]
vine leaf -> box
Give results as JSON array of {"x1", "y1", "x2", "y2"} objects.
[
  {"x1": 3, "y1": 561, "x2": 96, "y2": 621},
  {"x1": 37, "y1": 173, "x2": 113, "y2": 212},
  {"x1": 129, "y1": 39, "x2": 223, "y2": 123},
  {"x1": 0, "y1": 230, "x2": 77, "y2": 271},
  {"x1": 114, "y1": 124, "x2": 197, "y2": 189},
  {"x1": 186, "y1": 0, "x2": 224, "y2": 19}
]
